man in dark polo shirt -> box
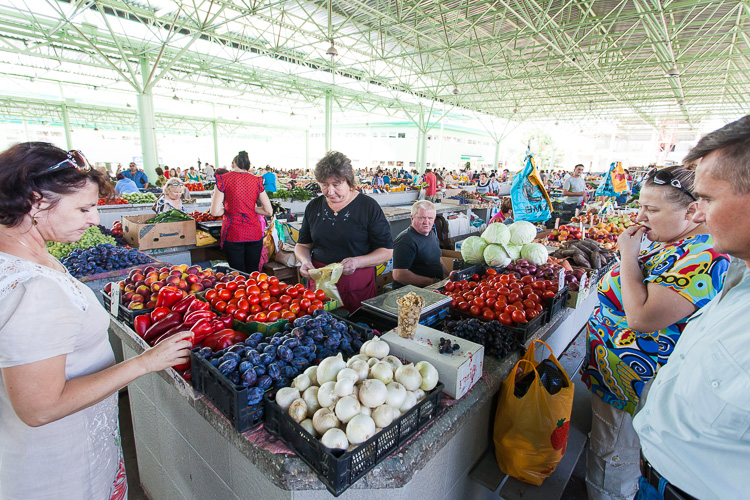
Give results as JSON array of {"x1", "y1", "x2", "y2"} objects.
[{"x1": 392, "y1": 200, "x2": 448, "y2": 289}]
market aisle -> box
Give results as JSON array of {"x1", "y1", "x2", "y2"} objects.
[{"x1": 120, "y1": 392, "x2": 148, "y2": 500}]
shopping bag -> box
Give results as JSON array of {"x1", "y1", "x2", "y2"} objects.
[
  {"x1": 274, "y1": 242, "x2": 299, "y2": 267},
  {"x1": 511, "y1": 152, "x2": 552, "y2": 223},
  {"x1": 262, "y1": 216, "x2": 277, "y2": 259},
  {"x1": 493, "y1": 340, "x2": 574, "y2": 485},
  {"x1": 307, "y1": 263, "x2": 344, "y2": 304},
  {"x1": 595, "y1": 162, "x2": 628, "y2": 197}
]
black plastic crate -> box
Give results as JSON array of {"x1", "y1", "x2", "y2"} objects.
[
  {"x1": 451, "y1": 264, "x2": 505, "y2": 282},
  {"x1": 451, "y1": 307, "x2": 545, "y2": 345},
  {"x1": 542, "y1": 286, "x2": 569, "y2": 325},
  {"x1": 264, "y1": 382, "x2": 444, "y2": 497},
  {"x1": 190, "y1": 349, "x2": 266, "y2": 433},
  {"x1": 101, "y1": 290, "x2": 153, "y2": 328}
]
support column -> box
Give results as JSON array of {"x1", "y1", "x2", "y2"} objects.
[
  {"x1": 324, "y1": 92, "x2": 333, "y2": 152},
  {"x1": 61, "y1": 103, "x2": 73, "y2": 149},
  {"x1": 137, "y1": 58, "x2": 159, "y2": 181},
  {"x1": 212, "y1": 120, "x2": 219, "y2": 168},
  {"x1": 305, "y1": 129, "x2": 310, "y2": 170},
  {"x1": 494, "y1": 140, "x2": 500, "y2": 170},
  {"x1": 416, "y1": 129, "x2": 427, "y2": 173}
]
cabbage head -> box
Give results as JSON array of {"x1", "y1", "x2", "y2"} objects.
[
  {"x1": 508, "y1": 221, "x2": 537, "y2": 246},
  {"x1": 484, "y1": 244, "x2": 511, "y2": 267},
  {"x1": 481, "y1": 223, "x2": 510, "y2": 246},
  {"x1": 502, "y1": 244, "x2": 522, "y2": 261},
  {"x1": 460, "y1": 236, "x2": 488, "y2": 265},
  {"x1": 520, "y1": 243, "x2": 549, "y2": 265}
]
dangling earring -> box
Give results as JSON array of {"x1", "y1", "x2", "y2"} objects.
[{"x1": 32, "y1": 216, "x2": 38, "y2": 226}]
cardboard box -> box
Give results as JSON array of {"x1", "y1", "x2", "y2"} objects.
[
  {"x1": 376, "y1": 272, "x2": 393, "y2": 295},
  {"x1": 441, "y1": 249, "x2": 462, "y2": 273},
  {"x1": 382, "y1": 325, "x2": 484, "y2": 399},
  {"x1": 122, "y1": 214, "x2": 196, "y2": 250}
]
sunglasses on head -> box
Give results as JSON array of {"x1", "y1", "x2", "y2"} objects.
[
  {"x1": 651, "y1": 169, "x2": 696, "y2": 201},
  {"x1": 46, "y1": 150, "x2": 92, "y2": 174}
]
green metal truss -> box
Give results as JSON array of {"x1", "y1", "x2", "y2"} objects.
[{"x1": 0, "y1": 0, "x2": 747, "y2": 135}]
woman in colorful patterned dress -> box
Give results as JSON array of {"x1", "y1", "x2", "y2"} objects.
[
  {"x1": 582, "y1": 165, "x2": 729, "y2": 500},
  {"x1": 0, "y1": 143, "x2": 193, "y2": 499},
  {"x1": 210, "y1": 151, "x2": 273, "y2": 273}
]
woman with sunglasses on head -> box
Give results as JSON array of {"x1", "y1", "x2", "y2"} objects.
[
  {"x1": 153, "y1": 178, "x2": 189, "y2": 214},
  {"x1": 210, "y1": 151, "x2": 273, "y2": 273},
  {"x1": 295, "y1": 151, "x2": 393, "y2": 312},
  {"x1": 0, "y1": 143, "x2": 193, "y2": 500},
  {"x1": 581, "y1": 165, "x2": 730, "y2": 500}
]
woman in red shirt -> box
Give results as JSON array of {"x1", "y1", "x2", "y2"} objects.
[{"x1": 210, "y1": 151, "x2": 273, "y2": 273}]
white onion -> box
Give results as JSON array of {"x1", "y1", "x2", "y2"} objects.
[
  {"x1": 395, "y1": 363, "x2": 422, "y2": 391},
  {"x1": 337, "y1": 368, "x2": 359, "y2": 383},
  {"x1": 359, "y1": 340, "x2": 373, "y2": 355},
  {"x1": 347, "y1": 354, "x2": 369, "y2": 366},
  {"x1": 413, "y1": 389, "x2": 426, "y2": 401},
  {"x1": 317, "y1": 353, "x2": 346, "y2": 385},
  {"x1": 288, "y1": 398, "x2": 307, "y2": 423},
  {"x1": 381, "y1": 355, "x2": 403, "y2": 372},
  {"x1": 358, "y1": 378, "x2": 388, "y2": 408},
  {"x1": 303, "y1": 366, "x2": 318, "y2": 384},
  {"x1": 312, "y1": 408, "x2": 340, "y2": 435},
  {"x1": 334, "y1": 377, "x2": 355, "y2": 397},
  {"x1": 300, "y1": 418, "x2": 317, "y2": 437},
  {"x1": 346, "y1": 414, "x2": 376, "y2": 445},
  {"x1": 275, "y1": 387, "x2": 300, "y2": 411},
  {"x1": 385, "y1": 382, "x2": 407, "y2": 408},
  {"x1": 365, "y1": 337, "x2": 389, "y2": 359},
  {"x1": 415, "y1": 361, "x2": 439, "y2": 391},
  {"x1": 335, "y1": 396, "x2": 361, "y2": 423},
  {"x1": 359, "y1": 406, "x2": 371, "y2": 417},
  {"x1": 302, "y1": 386, "x2": 321, "y2": 417},
  {"x1": 350, "y1": 360, "x2": 370, "y2": 382},
  {"x1": 291, "y1": 373, "x2": 311, "y2": 392},
  {"x1": 367, "y1": 357, "x2": 379, "y2": 367},
  {"x1": 321, "y1": 428, "x2": 348, "y2": 450},
  {"x1": 372, "y1": 404, "x2": 398, "y2": 428},
  {"x1": 370, "y1": 362, "x2": 394, "y2": 385},
  {"x1": 399, "y1": 391, "x2": 417, "y2": 413},
  {"x1": 317, "y1": 381, "x2": 340, "y2": 408}
]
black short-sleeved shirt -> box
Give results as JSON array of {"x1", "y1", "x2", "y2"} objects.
[
  {"x1": 392, "y1": 226, "x2": 443, "y2": 289},
  {"x1": 298, "y1": 194, "x2": 393, "y2": 264}
]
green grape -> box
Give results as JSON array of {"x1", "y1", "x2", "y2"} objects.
[{"x1": 46, "y1": 226, "x2": 117, "y2": 259}]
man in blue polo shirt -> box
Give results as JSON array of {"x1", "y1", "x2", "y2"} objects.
[{"x1": 121, "y1": 162, "x2": 150, "y2": 189}]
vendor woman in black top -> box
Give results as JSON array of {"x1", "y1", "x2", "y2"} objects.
[
  {"x1": 392, "y1": 200, "x2": 448, "y2": 289},
  {"x1": 295, "y1": 151, "x2": 393, "y2": 311}
]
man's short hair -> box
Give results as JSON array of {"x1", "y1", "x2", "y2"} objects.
[
  {"x1": 411, "y1": 200, "x2": 436, "y2": 217},
  {"x1": 684, "y1": 115, "x2": 750, "y2": 194},
  {"x1": 574, "y1": 164, "x2": 584, "y2": 170}
]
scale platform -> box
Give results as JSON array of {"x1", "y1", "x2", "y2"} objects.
[{"x1": 357, "y1": 285, "x2": 452, "y2": 329}]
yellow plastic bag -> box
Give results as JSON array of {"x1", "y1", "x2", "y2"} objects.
[
  {"x1": 308, "y1": 263, "x2": 344, "y2": 305},
  {"x1": 493, "y1": 340, "x2": 574, "y2": 485}
]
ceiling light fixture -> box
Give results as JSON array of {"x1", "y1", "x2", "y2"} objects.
[
  {"x1": 665, "y1": 67, "x2": 680, "y2": 77},
  {"x1": 452, "y1": 87, "x2": 459, "y2": 95},
  {"x1": 326, "y1": 42, "x2": 338, "y2": 57},
  {"x1": 172, "y1": 94, "x2": 180, "y2": 101}
]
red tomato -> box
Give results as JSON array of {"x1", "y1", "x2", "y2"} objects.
[
  {"x1": 279, "y1": 295, "x2": 292, "y2": 305},
  {"x1": 267, "y1": 311, "x2": 281, "y2": 322},
  {"x1": 259, "y1": 281, "x2": 270, "y2": 291},
  {"x1": 511, "y1": 309, "x2": 527, "y2": 323},
  {"x1": 214, "y1": 300, "x2": 227, "y2": 312},
  {"x1": 472, "y1": 273, "x2": 481, "y2": 282},
  {"x1": 257, "y1": 273, "x2": 268, "y2": 282},
  {"x1": 304, "y1": 290, "x2": 316, "y2": 301},
  {"x1": 268, "y1": 276, "x2": 279, "y2": 286},
  {"x1": 245, "y1": 279, "x2": 257, "y2": 287},
  {"x1": 498, "y1": 312, "x2": 513, "y2": 325},
  {"x1": 469, "y1": 305, "x2": 481, "y2": 316},
  {"x1": 486, "y1": 290, "x2": 499, "y2": 299},
  {"x1": 205, "y1": 289, "x2": 218, "y2": 301},
  {"x1": 472, "y1": 297, "x2": 485, "y2": 308},
  {"x1": 308, "y1": 302, "x2": 324, "y2": 313},
  {"x1": 497, "y1": 287, "x2": 510, "y2": 296},
  {"x1": 237, "y1": 299, "x2": 250, "y2": 312},
  {"x1": 508, "y1": 292, "x2": 521, "y2": 303},
  {"x1": 450, "y1": 298, "x2": 458, "y2": 308},
  {"x1": 218, "y1": 289, "x2": 232, "y2": 301},
  {"x1": 228, "y1": 298, "x2": 239, "y2": 306},
  {"x1": 225, "y1": 304, "x2": 238, "y2": 315},
  {"x1": 457, "y1": 301, "x2": 470, "y2": 311},
  {"x1": 494, "y1": 303, "x2": 506, "y2": 313},
  {"x1": 249, "y1": 271, "x2": 260, "y2": 280},
  {"x1": 233, "y1": 310, "x2": 248, "y2": 322},
  {"x1": 522, "y1": 286, "x2": 534, "y2": 297},
  {"x1": 521, "y1": 276, "x2": 534, "y2": 284},
  {"x1": 287, "y1": 287, "x2": 300, "y2": 298},
  {"x1": 269, "y1": 285, "x2": 281, "y2": 297},
  {"x1": 510, "y1": 282, "x2": 522, "y2": 290},
  {"x1": 482, "y1": 309, "x2": 496, "y2": 321},
  {"x1": 247, "y1": 295, "x2": 260, "y2": 305},
  {"x1": 444, "y1": 282, "x2": 455, "y2": 292},
  {"x1": 310, "y1": 299, "x2": 323, "y2": 308},
  {"x1": 485, "y1": 298, "x2": 496, "y2": 309},
  {"x1": 233, "y1": 289, "x2": 247, "y2": 299},
  {"x1": 246, "y1": 285, "x2": 261, "y2": 295},
  {"x1": 259, "y1": 292, "x2": 271, "y2": 302},
  {"x1": 226, "y1": 281, "x2": 238, "y2": 291},
  {"x1": 315, "y1": 289, "x2": 326, "y2": 301},
  {"x1": 300, "y1": 298, "x2": 312, "y2": 310},
  {"x1": 535, "y1": 303, "x2": 544, "y2": 312},
  {"x1": 250, "y1": 304, "x2": 262, "y2": 314},
  {"x1": 543, "y1": 290, "x2": 556, "y2": 299},
  {"x1": 523, "y1": 299, "x2": 537, "y2": 309},
  {"x1": 467, "y1": 282, "x2": 477, "y2": 289},
  {"x1": 254, "y1": 312, "x2": 267, "y2": 322},
  {"x1": 532, "y1": 281, "x2": 545, "y2": 291},
  {"x1": 215, "y1": 283, "x2": 226, "y2": 290},
  {"x1": 527, "y1": 293, "x2": 540, "y2": 303},
  {"x1": 495, "y1": 295, "x2": 508, "y2": 306},
  {"x1": 526, "y1": 309, "x2": 539, "y2": 319},
  {"x1": 269, "y1": 302, "x2": 283, "y2": 312},
  {"x1": 281, "y1": 311, "x2": 296, "y2": 320},
  {"x1": 486, "y1": 268, "x2": 497, "y2": 276},
  {"x1": 289, "y1": 303, "x2": 301, "y2": 314}
]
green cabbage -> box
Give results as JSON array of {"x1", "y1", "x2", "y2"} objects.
[
  {"x1": 481, "y1": 223, "x2": 510, "y2": 246},
  {"x1": 508, "y1": 221, "x2": 537, "y2": 245},
  {"x1": 460, "y1": 236, "x2": 488, "y2": 265},
  {"x1": 484, "y1": 244, "x2": 511, "y2": 267},
  {"x1": 502, "y1": 243, "x2": 522, "y2": 261},
  {"x1": 520, "y1": 242, "x2": 549, "y2": 265}
]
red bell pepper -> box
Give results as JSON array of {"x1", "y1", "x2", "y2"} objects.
[
  {"x1": 150, "y1": 306, "x2": 171, "y2": 323},
  {"x1": 156, "y1": 286, "x2": 183, "y2": 308},
  {"x1": 190, "y1": 319, "x2": 214, "y2": 344},
  {"x1": 219, "y1": 313, "x2": 234, "y2": 329},
  {"x1": 133, "y1": 315, "x2": 152, "y2": 338},
  {"x1": 183, "y1": 310, "x2": 216, "y2": 328},
  {"x1": 210, "y1": 318, "x2": 226, "y2": 333},
  {"x1": 185, "y1": 299, "x2": 211, "y2": 314},
  {"x1": 201, "y1": 329, "x2": 234, "y2": 350},
  {"x1": 180, "y1": 368, "x2": 192, "y2": 382},
  {"x1": 217, "y1": 331, "x2": 247, "y2": 350},
  {"x1": 171, "y1": 295, "x2": 196, "y2": 315},
  {"x1": 143, "y1": 311, "x2": 184, "y2": 343}
]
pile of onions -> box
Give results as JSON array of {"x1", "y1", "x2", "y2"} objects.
[
  {"x1": 274, "y1": 342, "x2": 439, "y2": 452},
  {"x1": 503, "y1": 260, "x2": 587, "y2": 291}
]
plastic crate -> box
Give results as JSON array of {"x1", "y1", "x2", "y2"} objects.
[
  {"x1": 264, "y1": 382, "x2": 444, "y2": 497},
  {"x1": 196, "y1": 221, "x2": 222, "y2": 239},
  {"x1": 542, "y1": 286, "x2": 569, "y2": 325},
  {"x1": 190, "y1": 349, "x2": 265, "y2": 432},
  {"x1": 451, "y1": 307, "x2": 546, "y2": 345},
  {"x1": 101, "y1": 290, "x2": 153, "y2": 328},
  {"x1": 451, "y1": 264, "x2": 504, "y2": 282}
]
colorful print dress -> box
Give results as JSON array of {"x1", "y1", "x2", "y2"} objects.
[{"x1": 581, "y1": 234, "x2": 729, "y2": 415}]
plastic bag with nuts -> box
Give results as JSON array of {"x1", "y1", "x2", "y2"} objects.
[{"x1": 397, "y1": 291, "x2": 425, "y2": 338}]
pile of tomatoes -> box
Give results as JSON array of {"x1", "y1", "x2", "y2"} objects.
[
  {"x1": 440, "y1": 268, "x2": 559, "y2": 325},
  {"x1": 98, "y1": 197, "x2": 129, "y2": 205},
  {"x1": 185, "y1": 183, "x2": 205, "y2": 192},
  {"x1": 204, "y1": 271, "x2": 329, "y2": 323},
  {"x1": 190, "y1": 210, "x2": 221, "y2": 222}
]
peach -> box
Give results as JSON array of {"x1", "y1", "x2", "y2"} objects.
[
  {"x1": 130, "y1": 294, "x2": 145, "y2": 303},
  {"x1": 190, "y1": 283, "x2": 204, "y2": 293},
  {"x1": 128, "y1": 302, "x2": 144, "y2": 310}
]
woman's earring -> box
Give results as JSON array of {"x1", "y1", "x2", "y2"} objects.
[{"x1": 32, "y1": 216, "x2": 38, "y2": 226}]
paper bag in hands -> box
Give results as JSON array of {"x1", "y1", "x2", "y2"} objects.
[{"x1": 308, "y1": 263, "x2": 344, "y2": 305}]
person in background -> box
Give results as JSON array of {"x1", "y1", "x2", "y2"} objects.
[
  {"x1": 176, "y1": 167, "x2": 184, "y2": 180},
  {"x1": 476, "y1": 172, "x2": 491, "y2": 194},
  {"x1": 423, "y1": 168, "x2": 437, "y2": 202},
  {"x1": 392, "y1": 200, "x2": 448, "y2": 289},
  {"x1": 203, "y1": 163, "x2": 215, "y2": 181},
  {"x1": 154, "y1": 167, "x2": 168, "y2": 187},
  {"x1": 0, "y1": 143, "x2": 192, "y2": 499},
  {"x1": 374, "y1": 170, "x2": 385, "y2": 186},
  {"x1": 488, "y1": 173, "x2": 502, "y2": 193},
  {"x1": 121, "y1": 162, "x2": 149, "y2": 189},
  {"x1": 186, "y1": 166, "x2": 202, "y2": 183},
  {"x1": 295, "y1": 151, "x2": 393, "y2": 311},
  {"x1": 262, "y1": 166, "x2": 278, "y2": 193},
  {"x1": 114, "y1": 172, "x2": 139, "y2": 196},
  {"x1": 632, "y1": 115, "x2": 750, "y2": 500},
  {"x1": 582, "y1": 165, "x2": 729, "y2": 500},
  {"x1": 213, "y1": 167, "x2": 228, "y2": 177},
  {"x1": 382, "y1": 171, "x2": 391, "y2": 186},
  {"x1": 562, "y1": 163, "x2": 587, "y2": 208},
  {"x1": 153, "y1": 178, "x2": 189, "y2": 214},
  {"x1": 210, "y1": 151, "x2": 273, "y2": 273},
  {"x1": 489, "y1": 197, "x2": 514, "y2": 225},
  {"x1": 168, "y1": 167, "x2": 178, "y2": 179}
]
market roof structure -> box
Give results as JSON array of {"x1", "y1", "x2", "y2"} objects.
[{"x1": 0, "y1": 0, "x2": 748, "y2": 134}]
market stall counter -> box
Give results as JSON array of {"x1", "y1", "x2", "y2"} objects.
[{"x1": 110, "y1": 289, "x2": 596, "y2": 500}]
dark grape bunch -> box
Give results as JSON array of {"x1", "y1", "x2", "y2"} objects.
[
  {"x1": 438, "y1": 337, "x2": 460, "y2": 354},
  {"x1": 61, "y1": 243, "x2": 153, "y2": 278},
  {"x1": 444, "y1": 318, "x2": 517, "y2": 360}
]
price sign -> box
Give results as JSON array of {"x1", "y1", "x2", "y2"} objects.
[
  {"x1": 109, "y1": 281, "x2": 121, "y2": 316},
  {"x1": 555, "y1": 217, "x2": 560, "y2": 229},
  {"x1": 579, "y1": 272, "x2": 587, "y2": 290},
  {"x1": 558, "y1": 268, "x2": 566, "y2": 290}
]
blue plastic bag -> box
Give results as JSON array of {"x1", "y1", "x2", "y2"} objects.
[{"x1": 511, "y1": 153, "x2": 552, "y2": 223}]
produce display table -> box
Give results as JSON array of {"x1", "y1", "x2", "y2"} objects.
[
  {"x1": 98, "y1": 201, "x2": 212, "y2": 228},
  {"x1": 111, "y1": 291, "x2": 596, "y2": 500}
]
